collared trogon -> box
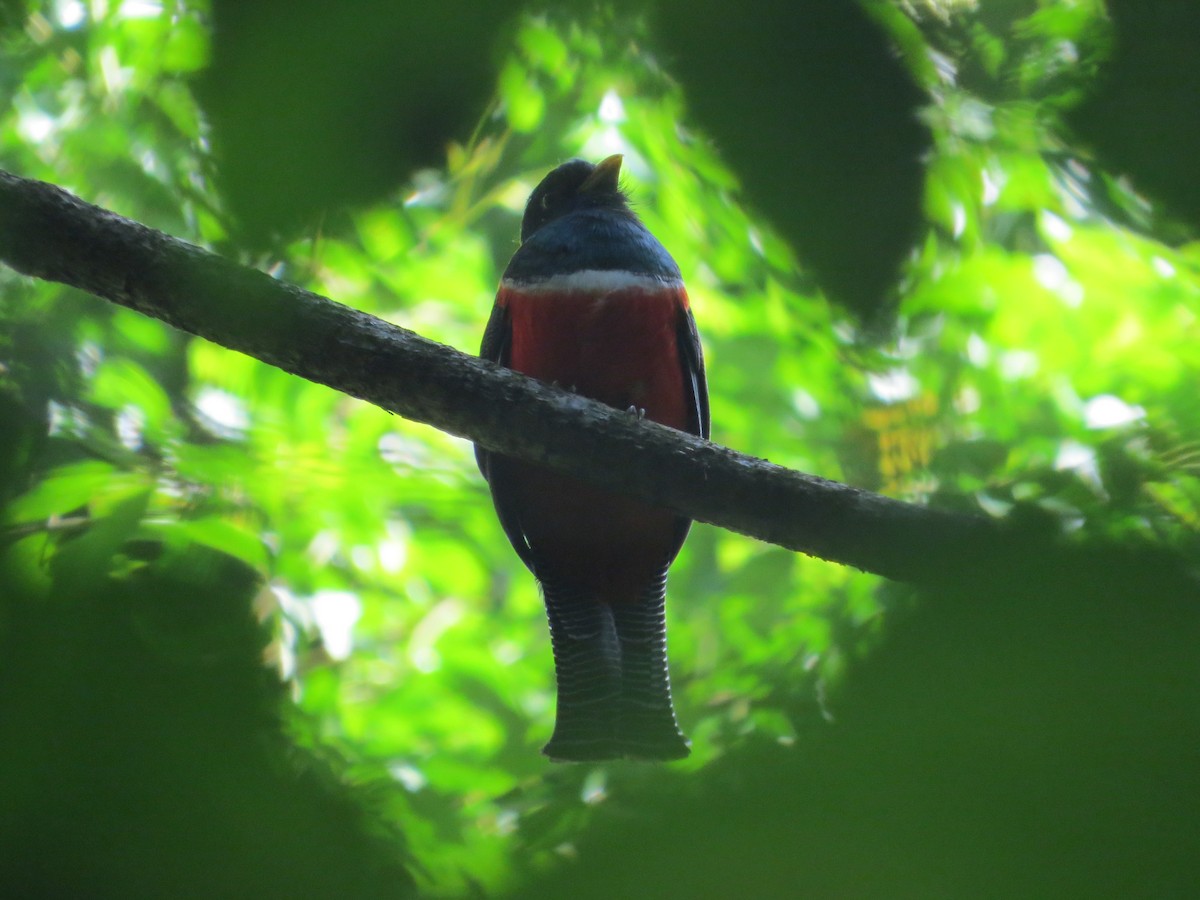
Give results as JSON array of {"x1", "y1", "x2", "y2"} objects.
[{"x1": 476, "y1": 155, "x2": 709, "y2": 762}]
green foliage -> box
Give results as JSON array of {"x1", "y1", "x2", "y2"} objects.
[{"x1": 1, "y1": 1, "x2": 1198, "y2": 896}]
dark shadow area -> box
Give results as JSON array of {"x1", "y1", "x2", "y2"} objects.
[
  {"x1": 651, "y1": 0, "x2": 932, "y2": 323},
  {"x1": 197, "y1": 0, "x2": 932, "y2": 323},
  {"x1": 197, "y1": 0, "x2": 523, "y2": 244},
  {"x1": 515, "y1": 544, "x2": 1200, "y2": 897},
  {"x1": 1068, "y1": 0, "x2": 1200, "y2": 235},
  {"x1": 0, "y1": 550, "x2": 416, "y2": 900}
]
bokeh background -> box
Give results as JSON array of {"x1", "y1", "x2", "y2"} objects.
[{"x1": 1, "y1": 1, "x2": 1197, "y2": 896}]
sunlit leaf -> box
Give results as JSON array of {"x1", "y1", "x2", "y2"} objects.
[
  {"x1": 156, "y1": 516, "x2": 272, "y2": 571},
  {"x1": 90, "y1": 356, "x2": 174, "y2": 438},
  {"x1": 3, "y1": 461, "x2": 145, "y2": 524}
]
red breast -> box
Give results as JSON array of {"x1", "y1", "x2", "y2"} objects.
[{"x1": 497, "y1": 273, "x2": 691, "y2": 432}]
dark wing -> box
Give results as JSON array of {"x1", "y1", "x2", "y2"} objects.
[
  {"x1": 475, "y1": 299, "x2": 537, "y2": 572},
  {"x1": 474, "y1": 299, "x2": 512, "y2": 480},
  {"x1": 666, "y1": 303, "x2": 710, "y2": 559},
  {"x1": 677, "y1": 304, "x2": 710, "y2": 440}
]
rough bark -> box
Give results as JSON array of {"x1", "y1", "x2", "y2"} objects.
[{"x1": 0, "y1": 170, "x2": 1187, "y2": 595}]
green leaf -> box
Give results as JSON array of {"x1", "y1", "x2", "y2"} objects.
[
  {"x1": 50, "y1": 488, "x2": 152, "y2": 592},
  {"x1": 2, "y1": 461, "x2": 144, "y2": 524},
  {"x1": 498, "y1": 60, "x2": 544, "y2": 133},
  {"x1": 157, "y1": 516, "x2": 271, "y2": 571},
  {"x1": 90, "y1": 357, "x2": 174, "y2": 440}
]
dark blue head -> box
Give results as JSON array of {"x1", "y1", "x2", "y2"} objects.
[
  {"x1": 520, "y1": 155, "x2": 631, "y2": 243},
  {"x1": 504, "y1": 155, "x2": 682, "y2": 283}
]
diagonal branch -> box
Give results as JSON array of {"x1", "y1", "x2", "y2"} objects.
[{"x1": 0, "y1": 170, "x2": 1176, "y2": 595}]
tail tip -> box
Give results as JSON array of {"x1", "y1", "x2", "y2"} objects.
[{"x1": 542, "y1": 734, "x2": 691, "y2": 763}]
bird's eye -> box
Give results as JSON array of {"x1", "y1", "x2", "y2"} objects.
[{"x1": 539, "y1": 193, "x2": 552, "y2": 210}]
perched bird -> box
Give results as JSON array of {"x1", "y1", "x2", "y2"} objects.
[{"x1": 476, "y1": 155, "x2": 709, "y2": 761}]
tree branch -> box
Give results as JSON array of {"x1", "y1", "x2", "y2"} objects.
[{"x1": 0, "y1": 170, "x2": 1167, "y2": 594}]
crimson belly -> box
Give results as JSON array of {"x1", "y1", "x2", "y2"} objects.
[
  {"x1": 499, "y1": 285, "x2": 689, "y2": 600},
  {"x1": 501, "y1": 285, "x2": 689, "y2": 430}
]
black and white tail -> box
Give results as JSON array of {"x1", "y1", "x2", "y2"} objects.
[{"x1": 540, "y1": 569, "x2": 689, "y2": 762}]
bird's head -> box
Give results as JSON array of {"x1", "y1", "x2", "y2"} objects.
[{"x1": 520, "y1": 154, "x2": 629, "y2": 243}]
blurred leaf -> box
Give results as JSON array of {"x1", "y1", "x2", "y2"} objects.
[
  {"x1": 50, "y1": 487, "x2": 151, "y2": 590},
  {"x1": 3, "y1": 460, "x2": 141, "y2": 524},
  {"x1": 90, "y1": 357, "x2": 174, "y2": 438},
  {"x1": 2, "y1": 1, "x2": 1199, "y2": 895},
  {"x1": 196, "y1": 0, "x2": 526, "y2": 242},
  {"x1": 155, "y1": 516, "x2": 271, "y2": 572},
  {"x1": 650, "y1": 0, "x2": 933, "y2": 323},
  {"x1": 1067, "y1": 0, "x2": 1200, "y2": 232},
  {"x1": 498, "y1": 60, "x2": 544, "y2": 134}
]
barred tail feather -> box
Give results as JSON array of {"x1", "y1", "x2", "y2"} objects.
[
  {"x1": 541, "y1": 582, "x2": 623, "y2": 761},
  {"x1": 612, "y1": 569, "x2": 690, "y2": 760},
  {"x1": 540, "y1": 569, "x2": 689, "y2": 763}
]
